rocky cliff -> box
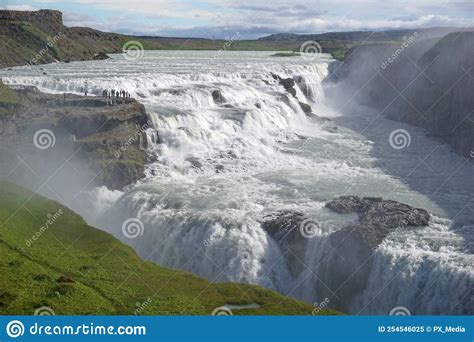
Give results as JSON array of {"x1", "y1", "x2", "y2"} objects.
[
  {"x1": 262, "y1": 196, "x2": 430, "y2": 310},
  {"x1": 0, "y1": 9, "x2": 127, "y2": 68},
  {"x1": 0, "y1": 9, "x2": 63, "y2": 32},
  {"x1": 332, "y1": 31, "x2": 474, "y2": 157},
  {"x1": 0, "y1": 83, "x2": 150, "y2": 190}
]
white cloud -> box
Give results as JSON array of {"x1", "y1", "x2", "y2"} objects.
[
  {"x1": 2, "y1": 5, "x2": 38, "y2": 11},
  {"x1": 18, "y1": 0, "x2": 474, "y2": 37}
]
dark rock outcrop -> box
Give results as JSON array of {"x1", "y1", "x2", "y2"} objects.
[
  {"x1": 317, "y1": 196, "x2": 430, "y2": 308},
  {"x1": 272, "y1": 73, "x2": 314, "y2": 115},
  {"x1": 185, "y1": 156, "x2": 203, "y2": 170},
  {"x1": 298, "y1": 101, "x2": 312, "y2": 115},
  {"x1": 294, "y1": 75, "x2": 313, "y2": 100},
  {"x1": 326, "y1": 195, "x2": 429, "y2": 249},
  {"x1": 0, "y1": 9, "x2": 64, "y2": 33},
  {"x1": 260, "y1": 196, "x2": 430, "y2": 310},
  {"x1": 92, "y1": 52, "x2": 110, "y2": 60},
  {"x1": 261, "y1": 211, "x2": 309, "y2": 277},
  {"x1": 272, "y1": 73, "x2": 297, "y2": 97},
  {"x1": 211, "y1": 90, "x2": 226, "y2": 104}
]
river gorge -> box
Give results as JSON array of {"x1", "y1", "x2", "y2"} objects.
[{"x1": 1, "y1": 50, "x2": 472, "y2": 315}]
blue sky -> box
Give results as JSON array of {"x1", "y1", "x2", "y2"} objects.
[{"x1": 1, "y1": 0, "x2": 472, "y2": 38}]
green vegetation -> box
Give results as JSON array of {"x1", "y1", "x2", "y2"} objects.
[
  {"x1": 0, "y1": 81, "x2": 21, "y2": 105},
  {"x1": 271, "y1": 52, "x2": 301, "y2": 57},
  {"x1": 328, "y1": 49, "x2": 348, "y2": 61},
  {"x1": 0, "y1": 81, "x2": 23, "y2": 116},
  {"x1": 0, "y1": 180, "x2": 341, "y2": 315}
]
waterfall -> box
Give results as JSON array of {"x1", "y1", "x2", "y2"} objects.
[{"x1": 2, "y1": 51, "x2": 472, "y2": 314}]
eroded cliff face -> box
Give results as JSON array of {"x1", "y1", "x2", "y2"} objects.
[
  {"x1": 0, "y1": 9, "x2": 64, "y2": 32},
  {"x1": 332, "y1": 31, "x2": 474, "y2": 158},
  {"x1": 0, "y1": 85, "x2": 150, "y2": 190},
  {"x1": 0, "y1": 10, "x2": 126, "y2": 68}
]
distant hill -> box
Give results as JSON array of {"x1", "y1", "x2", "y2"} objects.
[
  {"x1": 0, "y1": 179, "x2": 334, "y2": 315},
  {"x1": 257, "y1": 28, "x2": 472, "y2": 60},
  {"x1": 259, "y1": 27, "x2": 467, "y2": 42}
]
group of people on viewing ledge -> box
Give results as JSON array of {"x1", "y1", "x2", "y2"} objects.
[
  {"x1": 61, "y1": 87, "x2": 132, "y2": 106},
  {"x1": 102, "y1": 89, "x2": 131, "y2": 99}
]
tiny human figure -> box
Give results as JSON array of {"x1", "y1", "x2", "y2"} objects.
[
  {"x1": 84, "y1": 89, "x2": 88, "y2": 96},
  {"x1": 111, "y1": 89, "x2": 115, "y2": 97}
]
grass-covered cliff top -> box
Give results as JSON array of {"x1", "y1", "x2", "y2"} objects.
[{"x1": 0, "y1": 180, "x2": 340, "y2": 315}]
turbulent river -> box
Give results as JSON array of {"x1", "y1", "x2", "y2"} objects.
[{"x1": 1, "y1": 51, "x2": 472, "y2": 314}]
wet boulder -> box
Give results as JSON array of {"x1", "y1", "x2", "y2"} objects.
[
  {"x1": 261, "y1": 211, "x2": 309, "y2": 277},
  {"x1": 326, "y1": 196, "x2": 430, "y2": 245},
  {"x1": 212, "y1": 90, "x2": 226, "y2": 104},
  {"x1": 325, "y1": 195, "x2": 368, "y2": 214},
  {"x1": 271, "y1": 73, "x2": 297, "y2": 97},
  {"x1": 298, "y1": 101, "x2": 312, "y2": 115},
  {"x1": 294, "y1": 75, "x2": 314, "y2": 100},
  {"x1": 92, "y1": 52, "x2": 109, "y2": 60},
  {"x1": 317, "y1": 196, "x2": 430, "y2": 308},
  {"x1": 185, "y1": 156, "x2": 203, "y2": 170}
]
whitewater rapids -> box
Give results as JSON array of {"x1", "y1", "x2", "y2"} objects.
[{"x1": 1, "y1": 51, "x2": 472, "y2": 314}]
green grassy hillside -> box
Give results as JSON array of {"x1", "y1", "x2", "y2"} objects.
[
  {"x1": 0, "y1": 81, "x2": 23, "y2": 117},
  {"x1": 0, "y1": 180, "x2": 339, "y2": 315},
  {"x1": 0, "y1": 81, "x2": 21, "y2": 105}
]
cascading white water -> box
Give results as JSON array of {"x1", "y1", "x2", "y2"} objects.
[{"x1": 1, "y1": 51, "x2": 472, "y2": 314}]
